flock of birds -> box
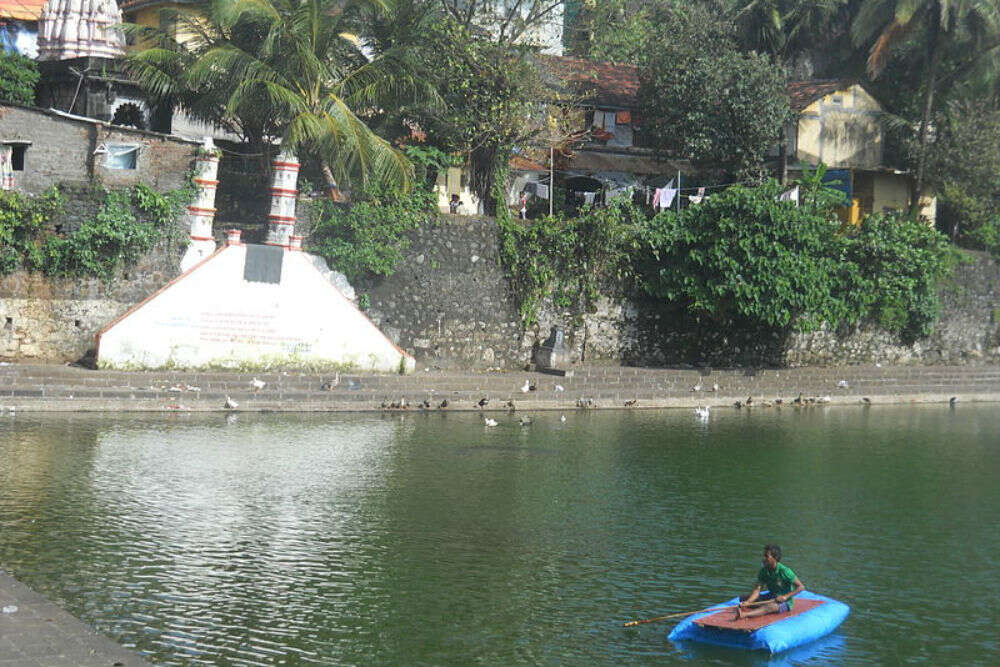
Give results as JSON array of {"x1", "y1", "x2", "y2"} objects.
[{"x1": 217, "y1": 375, "x2": 963, "y2": 416}]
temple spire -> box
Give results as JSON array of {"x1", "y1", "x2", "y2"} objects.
[{"x1": 37, "y1": 0, "x2": 125, "y2": 61}]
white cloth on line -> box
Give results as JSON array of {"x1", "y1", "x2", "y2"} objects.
[
  {"x1": 659, "y1": 188, "x2": 677, "y2": 209},
  {"x1": 779, "y1": 185, "x2": 800, "y2": 205},
  {"x1": 536, "y1": 184, "x2": 549, "y2": 200}
]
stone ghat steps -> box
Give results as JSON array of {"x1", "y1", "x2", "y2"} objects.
[{"x1": 2, "y1": 363, "x2": 1000, "y2": 411}]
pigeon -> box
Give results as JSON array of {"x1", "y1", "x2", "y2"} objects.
[
  {"x1": 420, "y1": 399, "x2": 431, "y2": 409},
  {"x1": 251, "y1": 378, "x2": 266, "y2": 392},
  {"x1": 817, "y1": 396, "x2": 831, "y2": 403},
  {"x1": 624, "y1": 399, "x2": 637, "y2": 407},
  {"x1": 518, "y1": 415, "x2": 533, "y2": 426},
  {"x1": 746, "y1": 395, "x2": 753, "y2": 406},
  {"x1": 439, "y1": 399, "x2": 449, "y2": 409},
  {"x1": 554, "y1": 384, "x2": 565, "y2": 392},
  {"x1": 521, "y1": 379, "x2": 531, "y2": 393},
  {"x1": 224, "y1": 396, "x2": 238, "y2": 410},
  {"x1": 837, "y1": 380, "x2": 849, "y2": 389},
  {"x1": 861, "y1": 397, "x2": 871, "y2": 404},
  {"x1": 792, "y1": 394, "x2": 803, "y2": 405},
  {"x1": 506, "y1": 400, "x2": 516, "y2": 413},
  {"x1": 560, "y1": 415, "x2": 567, "y2": 422},
  {"x1": 691, "y1": 383, "x2": 703, "y2": 392},
  {"x1": 733, "y1": 401, "x2": 743, "y2": 409},
  {"x1": 483, "y1": 416, "x2": 498, "y2": 427},
  {"x1": 478, "y1": 397, "x2": 489, "y2": 408},
  {"x1": 529, "y1": 381, "x2": 537, "y2": 391},
  {"x1": 949, "y1": 396, "x2": 958, "y2": 407},
  {"x1": 774, "y1": 398, "x2": 783, "y2": 405},
  {"x1": 711, "y1": 383, "x2": 720, "y2": 392}
]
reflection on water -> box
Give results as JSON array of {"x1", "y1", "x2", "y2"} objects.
[{"x1": 1, "y1": 407, "x2": 999, "y2": 666}]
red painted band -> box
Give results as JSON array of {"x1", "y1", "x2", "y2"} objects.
[
  {"x1": 267, "y1": 215, "x2": 297, "y2": 223},
  {"x1": 189, "y1": 235, "x2": 215, "y2": 241}
]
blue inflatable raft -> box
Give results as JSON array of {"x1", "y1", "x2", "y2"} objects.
[{"x1": 668, "y1": 591, "x2": 850, "y2": 654}]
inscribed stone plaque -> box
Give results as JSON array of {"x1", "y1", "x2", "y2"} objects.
[{"x1": 244, "y1": 244, "x2": 284, "y2": 284}]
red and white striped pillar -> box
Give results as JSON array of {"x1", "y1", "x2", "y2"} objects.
[
  {"x1": 180, "y1": 138, "x2": 221, "y2": 272},
  {"x1": 266, "y1": 151, "x2": 299, "y2": 248}
]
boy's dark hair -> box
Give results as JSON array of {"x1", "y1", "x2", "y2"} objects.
[{"x1": 764, "y1": 544, "x2": 782, "y2": 561}]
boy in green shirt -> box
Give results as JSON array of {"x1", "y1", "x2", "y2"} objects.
[{"x1": 735, "y1": 544, "x2": 805, "y2": 620}]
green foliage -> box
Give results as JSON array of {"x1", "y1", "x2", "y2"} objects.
[
  {"x1": 307, "y1": 183, "x2": 437, "y2": 282},
  {"x1": 638, "y1": 180, "x2": 954, "y2": 340},
  {"x1": 0, "y1": 188, "x2": 64, "y2": 273},
  {"x1": 639, "y1": 181, "x2": 852, "y2": 332},
  {"x1": 0, "y1": 183, "x2": 193, "y2": 280},
  {"x1": 565, "y1": 0, "x2": 657, "y2": 64},
  {"x1": 0, "y1": 51, "x2": 40, "y2": 105},
  {"x1": 405, "y1": 18, "x2": 549, "y2": 213},
  {"x1": 638, "y1": 9, "x2": 791, "y2": 178},
  {"x1": 924, "y1": 100, "x2": 1000, "y2": 252},
  {"x1": 842, "y1": 212, "x2": 956, "y2": 341},
  {"x1": 498, "y1": 197, "x2": 644, "y2": 326}
]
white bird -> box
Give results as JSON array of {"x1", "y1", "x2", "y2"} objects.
[
  {"x1": 521, "y1": 379, "x2": 531, "y2": 393},
  {"x1": 560, "y1": 414, "x2": 567, "y2": 422},
  {"x1": 224, "y1": 396, "x2": 238, "y2": 409},
  {"x1": 251, "y1": 377, "x2": 266, "y2": 391},
  {"x1": 837, "y1": 380, "x2": 849, "y2": 389},
  {"x1": 519, "y1": 415, "x2": 533, "y2": 426},
  {"x1": 483, "y1": 416, "x2": 498, "y2": 427},
  {"x1": 712, "y1": 383, "x2": 720, "y2": 392},
  {"x1": 554, "y1": 384, "x2": 565, "y2": 392},
  {"x1": 817, "y1": 395, "x2": 831, "y2": 403},
  {"x1": 691, "y1": 383, "x2": 703, "y2": 392},
  {"x1": 695, "y1": 405, "x2": 710, "y2": 418}
]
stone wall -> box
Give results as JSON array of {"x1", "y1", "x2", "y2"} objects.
[
  {"x1": 363, "y1": 217, "x2": 1000, "y2": 369},
  {"x1": 4, "y1": 206, "x2": 1000, "y2": 367},
  {"x1": 0, "y1": 243, "x2": 182, "y2": 363}
]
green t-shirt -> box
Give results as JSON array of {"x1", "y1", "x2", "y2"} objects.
[{"x1": 757, "y1": 562, "x2": 798, "y2": 609}]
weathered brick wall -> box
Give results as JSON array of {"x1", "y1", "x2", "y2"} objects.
[{"x1": 1, "y1": 102, "x2": 197, "y2": 194}]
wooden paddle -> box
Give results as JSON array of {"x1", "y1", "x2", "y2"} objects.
[{"x1": 623, "y1": 599, "x2": 774, "y2": 627}]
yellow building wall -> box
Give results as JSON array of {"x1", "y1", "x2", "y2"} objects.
[
  {"x1": 126, "y1": 4, "x2": 201, "y2": 48},
  {"x1": 796, "y1": 85, "x2": 883, "y2": 169}
]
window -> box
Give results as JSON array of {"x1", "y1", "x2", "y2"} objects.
[
  {"x1": 10, "y1": 144, "x2": 28, "y2": 171},
  {"x1": 105, "y1": 144, "x2": 139, "y2": 170}
]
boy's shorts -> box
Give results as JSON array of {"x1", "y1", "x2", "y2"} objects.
[{"x1": 777, "y1": 601, "x2": 791, "y2": 613}]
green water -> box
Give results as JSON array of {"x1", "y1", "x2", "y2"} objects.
[{"x1": 1, "y1": 407, "x2": 998, "y2": 666}]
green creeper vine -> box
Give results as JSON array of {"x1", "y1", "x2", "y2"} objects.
[{"x1": 0, "y1": 181, "x2": 195, "y2": 281}]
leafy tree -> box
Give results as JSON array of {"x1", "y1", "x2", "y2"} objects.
[
  {"x1": 127, "y1": 0, "x2": 434, "y2": 198},
  {"x1": 404, "y1": 18, "x2": 550, "y2": 214},
  {"x1": 731, "y1": 0, "x2": 849, "y2": 63},
  {"x1": 436, "y1": 0, "x2": 565, "y2": 46},
  {"x1": 851, "y1": 0, "x2": 1000, "y2": 215},
  {"x1": 564, "y1": 0, "x2": 657, "y2": 64},
  {"x1": 924, "y1": 98, "x2": 1000, "y2": 247},
  {"x1": 638, "y1": 9, "x2": 791, "y2": 178},
  {"x1": 0, "y1": 51, "x2": 40, "y2": 105}
]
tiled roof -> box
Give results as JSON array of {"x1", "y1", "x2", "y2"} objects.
[
  {"x1": 787, "y1": 79, "x2": 857, "y2": 111},
  {"x1": 539, "y1": 55, "x2": 639, "y2": 109},
  {"x1": 0, "y1": 0, "x2": 45, "y2": 21},
  {"x1": 510, "y1": 155, "x2": 547, "y2": 172}
]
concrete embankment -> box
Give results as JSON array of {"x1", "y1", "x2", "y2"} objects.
[
  {"x1": 1, "y1": 363, "x2": 999, "y2": 412},
  {"x1": 0, "y1": 570, "x2": 154, "y2": 667}
]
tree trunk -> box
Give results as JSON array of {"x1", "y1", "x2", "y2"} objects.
[
  {"x1": 910, "y1": 14, "x2": 942, "y2": 218},
  {"x1": 320, "y1": 161, "x2": 346, "y2": 202}
]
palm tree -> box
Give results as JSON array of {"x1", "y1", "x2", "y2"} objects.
[
  {"x1": 851, "y1": 0, "x2": 1000, "y2": 215},
  {"x1": 128, "y1": 0, "x2": 435, "y2": 198}
]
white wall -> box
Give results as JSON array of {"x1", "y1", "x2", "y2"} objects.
[{"x1": 97, "y1": 245, "x2": 415, "y2": 372}]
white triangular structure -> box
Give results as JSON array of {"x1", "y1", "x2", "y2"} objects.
[{"x1": 96, "y1": 234, "x2": 415, "y2": 373}]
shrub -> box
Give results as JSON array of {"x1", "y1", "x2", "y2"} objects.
[
  {"x1": 307, "y1": 184, "x2": 437, "y2": 283},
  {"x1": 0, "y1": 51, "x2": 40, "y2": 105}
]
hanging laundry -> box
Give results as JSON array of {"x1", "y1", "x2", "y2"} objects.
[
  {"x1": 659, "y1": 188, "x2": 677, "y2": 210},
  {"x1": 583, "y1": 192, "x2": 596, "y2": 205},
  {"x1": 616, "y1": 110, "x2": 632, "y2": 125},
  {"x1": 652, "y1": 188, "x2": 661, "y2": 208},
  {"x1": 688, "y1": 186, "x2": 706, "y2": 205},
  {"x1": 536, "y1": 184, "x2": 549, "y2": 200},
  {"x1": 0, "y1": 145, "x2": 14, "y2": 191},
  {"x1": 779, "y1": 185, "x2": 800, "y2": 206},
  {"x1": 523, "y1": 182, "x2": 537, "y2": 196}
]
